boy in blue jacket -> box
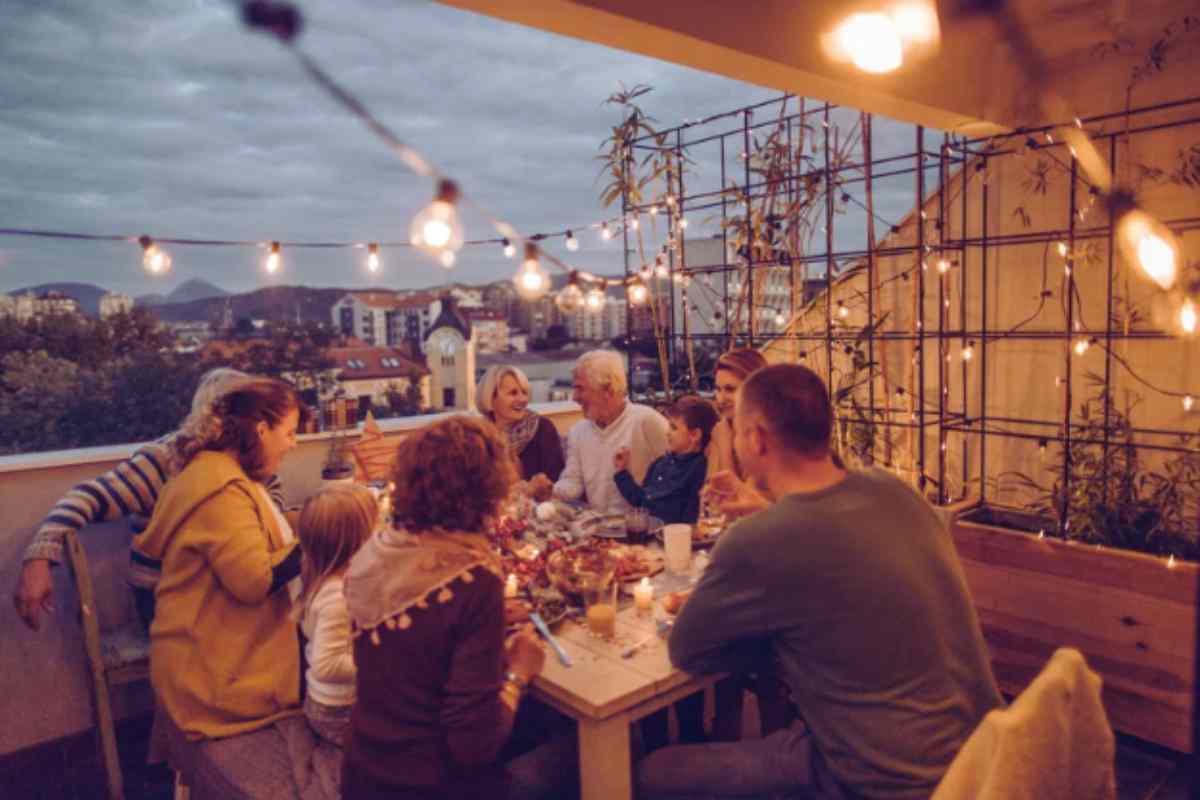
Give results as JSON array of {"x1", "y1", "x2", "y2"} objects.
[{"x1": 614, "y1": 396, "x2": 719, "y2": 524}]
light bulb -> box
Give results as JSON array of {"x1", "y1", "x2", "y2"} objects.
[
  {"x1": 1057, "y1": 242, "x2": 1068, "y2": 257},
  {"x1": 565, "y1": 230, "x2": 579, "y2": 252},
  {"x1": 585, "y1": 286, "x2": 606, "y2": 311},
  {"x1": 679, "y1": 216, "x2": 689, "y2": 229},
  {"x1": 1180, "y1": 298, "x2": 1198, "y2": 335},
  {"x1": 439, "y1": 249, "x2": 456, "y2": 269},
  {"x1": 556, "y1": 276, "x2": 584, "y2": 313},
  {"x1": 629, "y1": 217, "x2": 640, "y2": 231},
  {"x1": 266, "y1": 241, "x2": 281, "y2": 274},
  {"x1": 600, "y1": 222, "x2": 613, "y2": 241},
  {"x1": 138, "y1": 236, "x2": 172, "y2": 275},
  {"x1": 514, "y1": 243, "x2": 549, "y2": 301},
  {"x1": 367, "y1": 243, "x2": 380, "y2": 273},
  {"x1": 410, "y1": 179, "x2": 464, "y2": 261},
  {"x1": 775, "y1": 311, "x2": 786, "y2": 326},
  {"x1": 655, "y1": 262, "x2": 669, "y2": 279},
  {"x1": 649, "y1": 205, "x2": 659, "y2": 216},
  {"x1": 628, "y1": 281, "x2": 649, "y2": 305},
  {"x1": 961, "y1": 343, "x2": 974, "y2": 361},
  {"x1": 1112, "y1": 196, "x2": 1179, "y2": 290},
  {"x1": 502, "y1": 238, "x2": 515, "y2": 258},
  {"x1": 1184, "y1": 395, "x2": 1195, "y2": 412},
  {"x1": 838, "y1": 302, "x2": 850, "y2": 319},
  {"x1": 937, "y1": 258, "x2": 950, "y2": 273},
  {"x1": 665, "y1": 195, "x2": 677, "y2": 207},
  {"x1": 835, "y1": 13, "x2": 903, "y2": 73},
  {"x1": 1073, "y1": 338, "x2": 1090, "y2": 356}
]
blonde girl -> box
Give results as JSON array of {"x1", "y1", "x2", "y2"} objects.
[{"x1": 297, "y1": 484, "x2": 378, "y2": 746}]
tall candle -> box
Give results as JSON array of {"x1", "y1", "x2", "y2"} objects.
[
  {"x1": 504, "y1": 573, "x2": 519, "y2": 599},
  {"x1": 634, "y1": 577, "x2": 654, "y2": 612}
]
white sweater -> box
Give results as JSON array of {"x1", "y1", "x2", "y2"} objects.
[
  {"x1": 300, "y1": 575, "x2": 357, "y2": 708},
  {"x1": 554, "y1": 402, "x2": 669, "y2": 514}
]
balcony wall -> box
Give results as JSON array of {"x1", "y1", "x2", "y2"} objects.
[{"x1": 0, "y1": 402, "x2": 582, "y2": 756}]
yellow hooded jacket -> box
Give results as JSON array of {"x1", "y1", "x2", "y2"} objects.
[{"x1": 134, "y1": 450, "x2": 300, "y2": 740}]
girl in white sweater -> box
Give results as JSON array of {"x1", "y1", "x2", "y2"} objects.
[{"x1": 296, "y1": 484, "x2": 377, "y2": 746}]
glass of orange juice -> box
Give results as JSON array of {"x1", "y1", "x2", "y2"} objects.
[{"x1": 583, "y1": 580, "x2": 618, "y2": 640}]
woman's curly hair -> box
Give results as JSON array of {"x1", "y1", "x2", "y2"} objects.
[
  {"x1": 175, "y1": 378, "x2": 306, "y2": 479},
  {"x1": 391, "y1": 415, "x2": 517, "y2": 534}
]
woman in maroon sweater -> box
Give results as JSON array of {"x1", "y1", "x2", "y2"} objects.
[
  {"x1": 476, "y1": 365, "x2": 565, "y2": 483},
  {"x1": 341, "y1": 415, "x2": 546, "y2": 799}
]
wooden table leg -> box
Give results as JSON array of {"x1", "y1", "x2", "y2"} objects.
[{"x1": 577, "y1": 715, "x2": 633, "y2": 800}]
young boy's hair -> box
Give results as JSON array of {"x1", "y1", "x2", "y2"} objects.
[
  {"x1": 295, "y1": 484, "x2": 378, "y2": 618},
  {"x1": 666, "y1": 396, "x2": 721, "y2": 450}
]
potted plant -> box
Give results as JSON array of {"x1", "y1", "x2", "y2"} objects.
[{"x1": 321, "y1": 428, "x2": 356, "y2": 485}]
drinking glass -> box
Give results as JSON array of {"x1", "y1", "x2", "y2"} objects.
[
  {"x1": 583, "y1": 580, "x2": 618, "y2": 640},
  {"x1": 625, "y1": 507, "x2": 650, "y2": 544},
  {"x1": 663, "y1": 524, "x2": 693, "y2": 574}
]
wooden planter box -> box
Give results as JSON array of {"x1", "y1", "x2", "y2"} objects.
[{"x1": 950, "y1": 505, "x2": 1197, "y2": 753}]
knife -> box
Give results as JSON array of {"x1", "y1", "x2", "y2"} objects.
[{"x1": 529, "y1": 611, "x2": 573, "y2": 667}]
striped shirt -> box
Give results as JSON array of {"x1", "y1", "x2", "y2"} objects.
[{"x1": 22, "y1": 437, "x2": 286, "y2": 589}]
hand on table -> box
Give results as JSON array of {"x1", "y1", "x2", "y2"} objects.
[
  {"x1": 613, "y1": 447, "x2": 631, "y2": 472},
  {"x1": 662, "y1": 590, "x2": 692, "y2": 616},
  {"x1": 527, "y1": 473, "x2": 554, "y2": 503},
  {"x1": 13, "y1": 559, "x2": 55, "y2": 631},
  {"x1": 505, "y1": 624, "x2": 546, "y2": 683}
]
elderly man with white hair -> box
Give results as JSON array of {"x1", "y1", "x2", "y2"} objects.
[{"x1": 552, "y1": 350, "x2": 669, "y2": 513}]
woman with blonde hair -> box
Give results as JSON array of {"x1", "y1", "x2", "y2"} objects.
[
  {"x1": 296, "y1": 484, "x2": 377, "y2": 750},
  {"x1": 13, "y1": 367, "x2": 287, "y2": 632},
  {"x1": 342, "y1": 414, "x2": 568, "y2": 799},
  {"x1": 707, "y1": 348, "x2": 769, "y2": 480},
  {"x1": 476, "y1": 364, "x2": 565, "y2": 483}
]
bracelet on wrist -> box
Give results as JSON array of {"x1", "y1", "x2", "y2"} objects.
[{"x1": 504, "y1": 670, "x2": 529, "y2": 690}]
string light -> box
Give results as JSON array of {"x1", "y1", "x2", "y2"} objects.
[
  {"x1": 1074, "y1": 338, "x2": 1090, "y2": 356},
  {"x1": 665, "y1": 194, "x2": 676, "y2": 207},
  {"x1": 514, "y1": 242, "x2": 549, "y2": 301},
  {"x1": 961, "y1": 342, "x2": 974, "y2": 361},
  {"x1": 629, "y1": 217, "x2": 640, "y2": 231},
  {"x1": 585, "y1": 283, "x2": 607, "y2": 312},
  {"x1": 1167, "y1": 554, "x2": 1177, "y2": 569},
  {"x1": 410, "y1": 179, "x2": 464, "y2": 263},
  {"x1": 565, "y1": 230, "x2": 579, "y2": 252},
  {"x1": 266, "y1": 241, "x2": 281, "y2": 273},
  {"x1": 439, "y1": 249, "x2": 456, "y2": 269},
  {"x1": 138, "y1": 235, "x2": 171, "y2": 275},
  {"x1": 600, "y1": 222, "x2": 613, "y2": 241},
  {"x1": 502, "y1": 238, "x2": 515, "y2": 258},
  {"x1": 628, "y1": 279, "x2": 649, "y2": 305},
  {"x1": 837, "y1": 301, "x2": 850, "y2": 319},
  {"x1": 1056, "y1": 242, "x2": 1068, "y2": 257},
  {"x1": 679, "y1": 216, "x2": 689, "y2": 229},
  {"x1": 824, "y1": 2, "x2": 939, "y2": 74},
  {"x1": 937, "y1": 258, "x2": 950, "y2": 273},
  {"x1": 1179, "y1": 298, "x2": 1197, "y2": 335},
  {"x1": 1038, "y1": 439, "x2": 1048, "y2": 460},
  {"x1": 775, "y1": 311, "x2": 786, "y2": 327},
  {"x1": 1111, "y1": 193, "x2": 1180, "y2": 290},
  {"x1": 555, "y1": 273, "x2": 584, "y2": 313},
  {"x1": 1181, "y1": 394, "x2": 1194, "y2": 412},
  {"x1": 367, "y1": 243, "x2": 380, "y2": 272},
  {"x1": 649, "y1": 205, "x2": 659, "y2": 216}
]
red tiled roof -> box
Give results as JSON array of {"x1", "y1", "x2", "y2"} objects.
[
  {"x1": 347, "y1": 291, "x2": 402, "y2": 309},
  {"x1": 327, "y1": 346, "x2": 429, "y2": 380},
  {"x1": 463, "y1": 308, "x2": 506, "y2": 322}
]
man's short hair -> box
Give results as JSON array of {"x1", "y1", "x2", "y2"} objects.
[
  {"x1": 665, "y1": 396, "x2": 721, "y2": 450},
  {"x1": 740, "y1": 364, "x2": 832, "y2": 457},
  {"x1": 575, "y1": 350, "x2": 627, "y2": 397}
]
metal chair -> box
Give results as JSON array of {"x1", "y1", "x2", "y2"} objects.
[{"x1": 63, "y1": 530, "x2": 151, "y2": 800}]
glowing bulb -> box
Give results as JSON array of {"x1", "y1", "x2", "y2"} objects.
[
  {"x1": 439, "y1": 249, "x2": 456, "y2": 269},
  {"x1": 838, "y1": 302, "x2": 850, "y2": 319},
  {"x1": 367, "y1": 243, "x2": 380, "y2": 273},
  {"x1": 1180, "y1": 299, "x2": 1197, "y2": 335},
  {"x1": 1183, "y1": 395, "x2": 1195, "y2": 412},
  {"x1": 1057, "y1": 242, "x2": 1068, "y2": 257},
  {"x1": 585, "y1": 286, "x2": 606, "y2": 311},
  {"x1": 514, "y1": 243, "x2": 549, "y2": 301},
  {"x1": 628, "y1": 281, "x2": 649, "y2": 305},
  {"x1": 565, "y1": 230, "x2": 579, "y2": 252},
  {"x1": 266, "y1": 241, "x2": 281, "y2": 274},
  {"x1": 502, "y1": 238, "x2": 515, "y2": 258},
  {"x1": 601, "y1": 222, "x2": 613, "y2": 241},
  {"x1": 649, "y1": 205, "x2": 659, "y2": 216},
  {"x1": 1113, "y1": 199, "x2": 1179, "y2": 290},
  {"x1": 655, "y1": 262, "x2": 669, "y2": 279},
  {"x1": 1138, "y1": 235, "x2": 1175, "y2": 287},
  {"x1": 679, "y1": 217, "x2": 689, "y2": 229},
  {"x1": 961, "y1": 343, "x2": 974, "y2": 361},
  {"x1": 629, "y1": 217, "x2": 640, "y2": 231},
  {"x1": 556, "y1": 278, "x2": 584, "y2": 313},
  {"x1": 1073, "y1": 338, "x2": 1090, "y2": 356},
  {"x1": 410, "y1": 180, "x2": 464, "y2": 261},
  {"x1": 138, "y1": 236, "x2": 172, "y2": 274},
  {"x1": 835, "y1": 13, "x2": 903, "y2": 73},
  {"x1": 665, "y1": 195, "x2": 676, "y2": 207},
  {"x1": 775, "y1": 311, "x2": 786, "y2": 327},
  {"x1": 937, "y1": 258, "x2": 950, "y2": 273}
]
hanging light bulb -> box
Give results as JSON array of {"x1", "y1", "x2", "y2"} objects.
[
  {"x1": 556, "y1": 273, "x2": 585, "y2": 313},
  {"x1": 410, "y1": 179, "x2": 465, "y2": 262},
  {"x1": 585, "y1": 283, "x2": 607, "y2": 312},
  {"x1": 1184, "y1": 395, "x2": 1195, "y2": 412},
  {"x1": 1111, "y1": 193, "x2": 1180, "y2": 290},
  {"x1": 665, "y1": 195, "x2": 677, "y2": 207},
  {"x1": 502, "y1": 238, "x2": 516, "y2": 258},
  {"x1": 1178, "y1": 297, "x2": 1197, "y2": 335},
  {"x1": 639, "y1": 263, "x2": 652, "y2": 282},
  {"x1": 823, "y1": 3, "x2": 940, "y2": 74},
  {"x1": 138, "y1": 235, "x2": 172, "y2": 275},
  {"x1": 629, "y1": 216, "x2": 640, "y2": 231},
  {"x1": 654, "y1": 254, "x2": 669, "y2": 279},
  {"x1": 513, "y1": 243, "x2": 549, "y2": 301},
  {"x1": 367, "y1": 243, "x2": 380, "y2": 273},
  {"x1": 600, "y1": 222, "x2": 613, "y2": 241},
  {"x1": 961, "y1": 342, "x2": 974, "y2": 361},
  {"x1": 1073, "y1": 338, "x2": 1090, "y2": 356},
  {"x1": 837, "y1": 301, "x2": 850, "y2": 319},
  {"x1": 937, "y1": 258, "x2": 950, "y2": 273},
  {"x1": 266, "y1": 241, "x2": 281, "y2": 274},
  {"x1": 649, "y1": 205, "x2": 659, "y2": 216},
  {"x1": 679, "y1": 216, "x2": 689, "y2": 230},
  {"x1": 775, "y1": 311, "x2": 786, "y2": 327},
  {"x1": 565, "y1": 230, "x2": 579, "y2": 252},
  {"x1": 1057, "y1": 242, "x2": 1069, "y2": 257},
  {"x1": 439, "y1": 249, "x2": 456, "y2": 269},
  {"x1": 628, "y1": 279, "x2": 649, "y2": 305},
  {"x1": 1038, "y1": 439, "x2": 1048, "y2": 460}
]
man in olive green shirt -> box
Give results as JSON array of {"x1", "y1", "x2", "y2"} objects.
[{"x1": 640, "y1": 365, "x2": 1001, "y2": 799}]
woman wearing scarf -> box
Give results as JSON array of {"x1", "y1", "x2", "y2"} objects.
[
  {"x1": 341, "y1": 415, "x2": 565, "y2": 799},
  {"x1": 476, "y1": 365, "x2": 565, "y2": 483}
]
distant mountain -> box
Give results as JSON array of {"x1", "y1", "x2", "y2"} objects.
[
  {"x1": 136, "y1": 292, "x2": 167, "y2": 306},
  {"x1": 167, "y1": 278, "x2": 229, "y2": 304},
  {"x1": 149, "y1": 285, "x2": 353, "y2": 325},
  {"x1": 9, "y1": 282, "x2": 108, "y2": 316}
]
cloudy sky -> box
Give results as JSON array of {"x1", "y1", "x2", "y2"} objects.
[{"x1": 0, "y1": 0, "x2": 921, "y2": 297}]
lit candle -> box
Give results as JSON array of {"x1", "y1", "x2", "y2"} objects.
[
  {"x1": 634, "y1": 577, "x2": 654, "y2": 612},
  {"x1": 504, "y1": 574, "x2": 519, "y2": 599}
]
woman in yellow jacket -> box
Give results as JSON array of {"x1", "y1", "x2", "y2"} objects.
[{"x1": 135, "y1": 378, "x2": 306, "y2": 741}]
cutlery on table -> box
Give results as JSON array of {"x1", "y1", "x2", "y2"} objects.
[
  {"x1": 530, "y1": 611, "x2": 573, "y2": 667},
  {"x1": 621, "y1": 633, "x2": 656, "y2": 659}
]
